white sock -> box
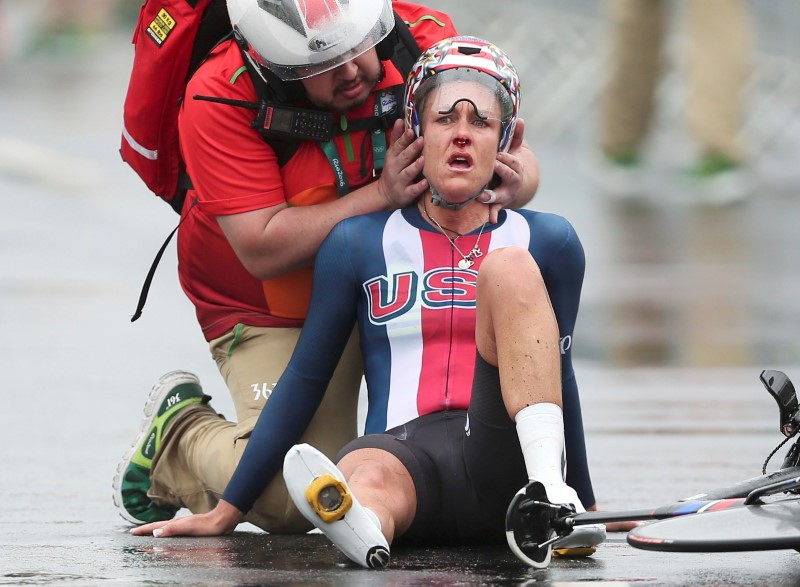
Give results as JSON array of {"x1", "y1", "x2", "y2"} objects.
[{"x1": 514, "y1": 403, "x2": 565, "y2": 486}]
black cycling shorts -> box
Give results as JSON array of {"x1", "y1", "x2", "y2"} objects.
[{"x1": 336, "y1": 353, "x2": 528, "y2": 546}]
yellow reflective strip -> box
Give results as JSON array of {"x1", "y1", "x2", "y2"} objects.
[{"x1": 404, "y1": 14, "x2": 446, "y2": 28}]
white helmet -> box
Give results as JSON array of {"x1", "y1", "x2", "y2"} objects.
[{"x1": 227, "y1": 0, "x2": 395, "y2": 81}]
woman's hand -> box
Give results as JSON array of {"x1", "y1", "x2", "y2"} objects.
[
  {"x1": 605, "y1": 520, "x2": 645, "y2": 532},
  {"x1": 130, "y1": 500, "x2": 244, "y2": 538},
  {"x1": 586, "y1": 504, "x2": 645, "y2": 532}
]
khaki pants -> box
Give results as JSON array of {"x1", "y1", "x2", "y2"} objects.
[
  {"x1": 149, "y1": 324, "x2": 362, "y2": 533},
  {"x1": 601, "y1": 0, "x2": 752, "y2": 161}
]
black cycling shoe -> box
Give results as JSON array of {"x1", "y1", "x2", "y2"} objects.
[{"x1": 505, "y1": 480, "x2": 575, "y2": 568}]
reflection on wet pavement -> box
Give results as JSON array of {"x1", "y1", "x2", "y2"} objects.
[{"x1": 575, "y1": 197, "x2": 800, "y2": 369}]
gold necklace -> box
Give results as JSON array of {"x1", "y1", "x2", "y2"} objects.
[{"x1": 423, "y1": 200, "x2": 489, "y2": 269}]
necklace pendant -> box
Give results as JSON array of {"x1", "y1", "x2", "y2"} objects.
[
  {"x1": 470, "y1": 246, "x2": 483, "y2": 259},
  {"x1": 458, "y1": 258, "x2": 474, "y2": 270}
]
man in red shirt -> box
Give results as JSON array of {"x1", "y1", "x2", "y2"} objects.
[{"x1": 114, "y1": 0, "x2": 540, "y2": 534}]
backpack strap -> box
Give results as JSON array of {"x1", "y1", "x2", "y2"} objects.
[
  {"x1": 390, "y1": 12, "x2": 422, "y2": 80},
  {"x1": 131, "y1": 197, "x2": 198, "y2": 322},
  {"x1": 188, "y1": 0, "x2": 232, "y2": 80},
  {"x1": 170, "y1": 0, "x2": 233, "y2": 216}
]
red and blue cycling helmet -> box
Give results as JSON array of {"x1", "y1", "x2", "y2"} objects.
[{"x1": 403, "y1": 36, "x2": 521, "y2": 153}]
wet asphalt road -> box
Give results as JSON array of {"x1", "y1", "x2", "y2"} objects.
[{"x1": 2, "y1": 2, "x2": 800, "y2": 585}]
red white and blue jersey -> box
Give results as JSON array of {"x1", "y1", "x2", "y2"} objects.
[
  {"x1": 224, "y1": 206, "x2": 592, "y2": 511},
  {"x1": 357, "y1": 207, "x2": 577, "y2": 432}
]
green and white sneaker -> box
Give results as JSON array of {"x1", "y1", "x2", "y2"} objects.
[{"x1": 112, "y1": 371, "x2": 210, "y2": 525}]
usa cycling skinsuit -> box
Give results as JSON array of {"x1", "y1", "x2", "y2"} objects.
[{"x1": 222, "y1": 205, "x2": 594, "y2": 542}]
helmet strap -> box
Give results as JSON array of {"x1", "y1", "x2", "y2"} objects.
[{"x1": 429, "y1": 184, "x2": 488, "y2": 211}]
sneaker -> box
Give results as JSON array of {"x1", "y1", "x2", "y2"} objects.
[
  {"x1": 283, "y1": 443, "x2": 390, "y2": 569},
  {"x1": 684, "y1": 153, "x2": 751, "y2": 205},
  {"x1": 591, "y1": 150, "x2": 647, "y2": 201},
  {"x1": 112, "y1": 371, "x2": 210, "y2": 525}
]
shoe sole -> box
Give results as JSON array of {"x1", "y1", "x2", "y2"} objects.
[
  {"x1": 551, "y1": 522, "x2": 606, "y2": 557},
  {"x1": 111, "y1": 370, "x2": 201, "y2": 525},
  {"x1": 283, "y1": 443, "x2": 390, "y2": 569},
  {"x1": 505, "y1": 481, "x2": 555, "y2": 569}
]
